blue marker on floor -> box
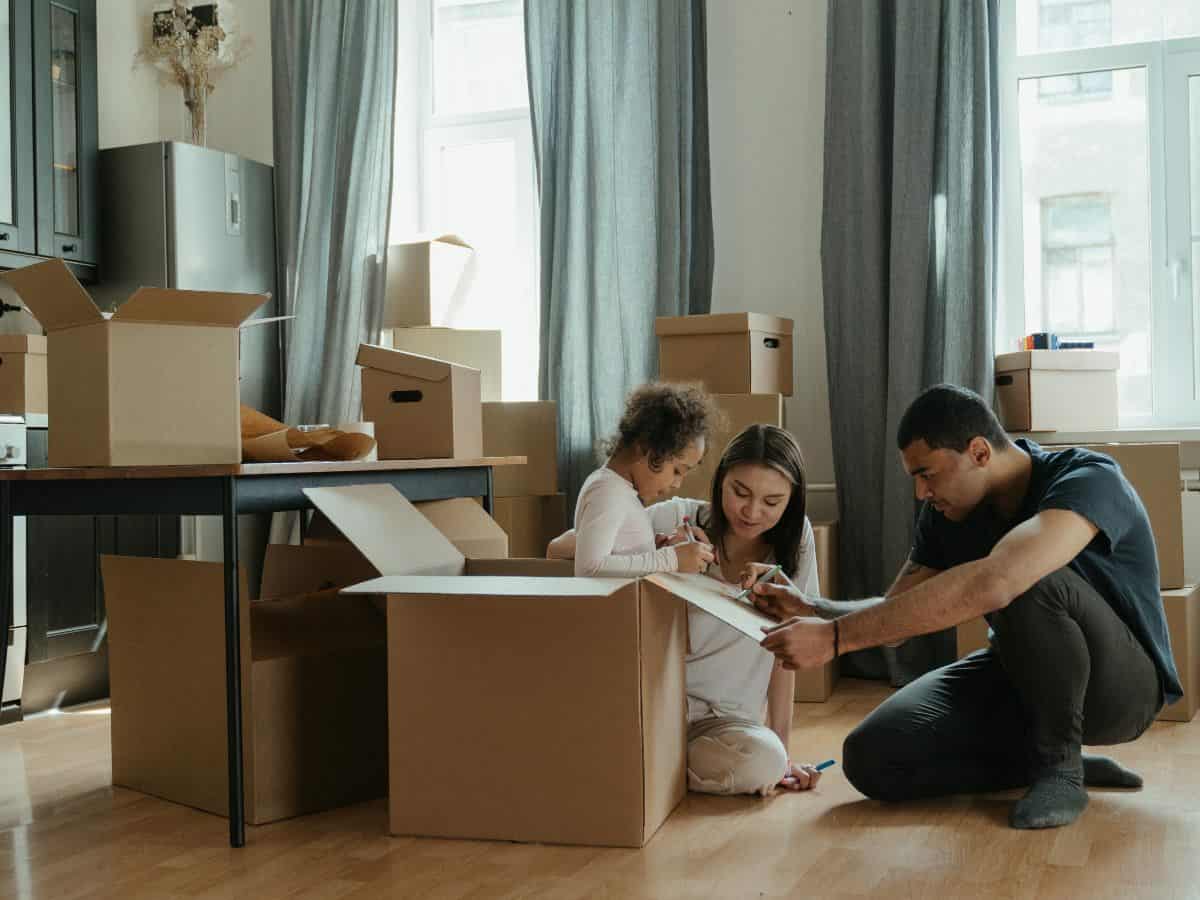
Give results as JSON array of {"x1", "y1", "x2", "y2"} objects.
[{"x1": 815, "y1": 759, "x2": 837, "y2": 772}]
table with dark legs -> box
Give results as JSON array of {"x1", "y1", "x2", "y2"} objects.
[{"x1": 0, "y1": 456, "x2": 522, "y2": 848}]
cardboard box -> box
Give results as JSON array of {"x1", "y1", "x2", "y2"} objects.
[
  {"x1": 492, "y1": 494, "x2": 567, "y2": 558},
  {"x1": 482, "y1": 401, "x2": 559, "y2": 497},
  {"x1": 957, "y1": 616, "x2": 991, "y2": 658},
  {"x1": 103, "y1": 544, "x2": 389, "y2": 825},
  {"x1": 995, "y1": 350, "x2": 1119, "y2": 432},
  {"x1": 673, "y1": 394, "x2": 785, "y2": 501},
  {"x1": 357, "y1": 344, "x2": 483, "y2": 460},
  {"x1": 1047, "y1": 442, "x2": 1184, "y2": 590},
  {"x1": 383, "y1": 234, "x2": 473, "y2": 328},
  {"x1": 414, "y1": 498, "x2": 509, "y2": 558},
  {"x1": 2, "y1": 259, "x2": 269, "y2": 466},
  {"x1": 1158, "y1": 586, "x2": 1200, "y2": 723},
  {"x1": 796, "y1": 521, "x2": 840, "y2": 702},
  {"x1": 385, "y1": 326, "x2": 502, "y2": 402},
  {"x1": 315, "y1": 484, "x2": 688, "y2": 848},
  {"x1": 0, "y1": 335, "x2": 47, "y2": 415},
  {"x1": 656, "y1": 313, "x2": 794, "y2": 396}
]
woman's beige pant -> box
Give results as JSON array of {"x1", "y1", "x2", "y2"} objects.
[{"x1": 687, "y1": 715, "x2": 788, "y2": 796}]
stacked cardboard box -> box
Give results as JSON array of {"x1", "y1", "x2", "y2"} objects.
[
  {"x1": 654, "y1": 313, "x2": 840, "y2": 701},
  {"x1": 482, "y1": 401, "x2": 566, "y2": 558}
]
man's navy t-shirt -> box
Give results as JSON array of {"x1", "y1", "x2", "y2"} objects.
[{"x1": 910, "y1": 439, "x2": 1182, "y2": 705}]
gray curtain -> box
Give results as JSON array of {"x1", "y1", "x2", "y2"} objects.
[
  {"x1": 271, "y1": 0, "x2": 396, "y2": 430},
  {"x1": 822, "y1": 0, "x2": 998, "y2": 684},
  {"x1": 525, "y1": 0, "x2": 714, "y2": 509}
]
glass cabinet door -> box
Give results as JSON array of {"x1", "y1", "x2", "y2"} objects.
[{"x1": 0, "y1": 0, "x2": 35, "y2": 255}]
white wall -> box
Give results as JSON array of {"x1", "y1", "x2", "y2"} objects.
[
  {"x1": 97, "y1": 0, "x2": 273, "y2": 164},
  {"x1": 706, "y1": 0, "x2": 835, "y2": 519}
]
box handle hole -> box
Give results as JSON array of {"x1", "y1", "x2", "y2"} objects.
[
  {"x1": 389, "y1": 390, "x2": 424, "y2": 404},
  {"x1": 763, "y1": 337, "x2": 780, "y2": 349},
  {"x1": 995, "y1": 375, "x2": 1013, "y2": 386}
]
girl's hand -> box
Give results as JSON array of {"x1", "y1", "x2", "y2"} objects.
[
  {"x1": 778, "y1": 761, "x2": 822, "y2": 792},
  {"x1": 675, "y1": 540, "x2": 715, "y2": 574}
]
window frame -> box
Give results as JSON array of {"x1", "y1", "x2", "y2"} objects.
[{"x1": 999, "y1": 0, "x2": 1200, "y2": 425}]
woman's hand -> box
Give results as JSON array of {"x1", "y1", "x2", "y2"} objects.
[
  {"x1": 675, "y1": 540, "x2": 715, "y2": 574},
  {"x1": 777, "y1": 761, "x2": 823, "y2": 792},
  {"x1": 740, "y1": 563, "x2": 820, "y2": 620}
]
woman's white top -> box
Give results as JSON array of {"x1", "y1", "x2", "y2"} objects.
[
  {"x1": 645, "y1": 497, "x2": 820, "y2": 724},
  {"x1": 572, "y1": 466, "x2": 680, "y2": 577}
]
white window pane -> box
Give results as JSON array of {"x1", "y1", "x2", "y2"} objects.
[
  {"x1": 429, "y1": 137, "x2": 538, "y2": 401},
  {"x1": 0, "y1": 2, "x2": 11, "y2": 225},
  {"x1": 434, "y1": 0, "x2": 528, "y2": 117},
  {"x1": 1191, "y1": 76, "x2": 1200, "y2": 242},
  {"x1": 1016, "y1": 0, "x2": 1200, "y2": 54},
  {"x1": 1019, "y1": 67, "x2": 1151, "y2": 418}
]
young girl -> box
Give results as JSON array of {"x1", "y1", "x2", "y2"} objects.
[
  {"x1": 551, "y1": 424, "x2": 825, "y2": 796},
  {"x1": 573, "y1": 382, "x2": 718, "y2": 577}
]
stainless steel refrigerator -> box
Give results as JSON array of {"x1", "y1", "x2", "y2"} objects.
[
  {"x1": 95, "y1": 141, "x2": 281, "y2": 418},
  {"x1": 95, "y1": 140, "x2": 282, "y2": 588}
]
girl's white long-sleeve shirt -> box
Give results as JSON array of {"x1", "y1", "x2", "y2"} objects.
[{"x1": 572, "y1": 467, "x2": 679, "y2": 577}]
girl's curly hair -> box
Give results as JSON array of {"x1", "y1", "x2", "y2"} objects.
[{"x1": 601, "y1": 382, "x2": 721, "y2": 470}]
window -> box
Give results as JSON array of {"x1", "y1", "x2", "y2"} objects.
[
  {"x1": 1000, "y1": 2, "x2": 1200, "y2": 423},
  {"x1": 396, "y1": 0, "x2": 539, "y2": 401}
]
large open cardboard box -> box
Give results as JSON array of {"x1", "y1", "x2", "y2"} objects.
[
  {"x1": 2, "y1": 258, "x2": 269, "y2": 466},
  {"x1": 315, "y1": 484, "x2": 700, "y2": 848},
  {"x1": 103, "y1": 544, "x2": 389, "y2": 825},
  {"x1": 357, "y1": 344, "x2": 483, "y2": 460},
  {"x1": 0, "y1": 335, "x2": 47, "y2": 415},
  {"x1": 482, "y1": 401, "x2": 559, "y2": 497},
  {"x1": 995, "y1": 350, "x2": 1119, "y2": 432},
  {"x1": 656, "y1": 313, "x2": 794, "y2": 396}
]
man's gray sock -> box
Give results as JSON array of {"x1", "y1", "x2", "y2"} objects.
[
  {"x1": 1082, "y1": 754, "x2": 1143, "y2": 789},
  {"x1": 1010, "y1": 766, "x2": 1089, "y2": 830}
]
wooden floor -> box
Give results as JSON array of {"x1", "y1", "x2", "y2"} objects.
[{"x1": 2, "y1": 679, "x2": 1199, "y2": 900}]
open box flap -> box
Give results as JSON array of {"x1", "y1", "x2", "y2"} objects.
[
  {"x1": 645, "y1": 572, "x2": 777, "y2": 642},
  {"x1": 356, "y1": 343, "x2": 476, "y2": 382},
  {"x1": 303, "y1": 484, "x2": 465, "y2": 577},
  {"x1": 112, "y1": 286, "x2": 269, "y2": 327},
  {"x1": 341, "y1": 575, "x2": 630, "y2": 597},
  {"x1": 1, "y1": 258, "x2": 104, "y2": 331}
]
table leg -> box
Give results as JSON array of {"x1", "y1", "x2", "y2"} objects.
[
  {"x1": 221, "y1": 477, "x2": 246, "y2": 848},
  {"x1": 482, "y1": 467, "x2": 494, "y2": 516},
  {"x1": 0, "y1": 484, "x2": 11, "y2": 717}
]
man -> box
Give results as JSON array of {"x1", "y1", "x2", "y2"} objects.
[{"x1": 751, "y1": 384, "x2": 1179, "y2": 829}]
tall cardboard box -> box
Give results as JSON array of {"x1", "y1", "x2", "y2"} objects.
[
  {"x1": 796, "y1": 521, "x2": 840, "y2": 702},
  {"x1": 103, "y1": 544, "x2": 389, "y2": 824},
  {"x1": 656, "y1": 313, "x2": 794, "y2": 396},
  {"x1": 1158, "y1": 586, "x2": 1200, "y2": 723},
  {"x1": 482, "y1": 401, "x2": 559, "y2": 497},
  {"x1": 357, "y1": 344, "x2": 483, "y2": 460},
  {"x1": 995, "y1": 350, "x2": 1119, "y2": 432},
  {"x1": 385, "y1": 326, "x2": 502, "y2": 402},
  {"x1": 1047, "y1": 442, "x2": 1184, "y2": 590},
  {"x1": 674, "y1": 394, "x2": 784, "y2": 501},
  {"x1": 383, "y1": 234, "x2": 473, "y2": 328},
  {"x1": 492, "y1": 494, "x2": 567, "y2": 558},
  {"x1": 316, "y1": 484, "x2": 690, "y2": 848},
  {"x1": 0, "y1": 335, "x2": 47, "y2": 415},
  {"x1": 2, "y1": 258, "x2": 269, "y2": 466}
]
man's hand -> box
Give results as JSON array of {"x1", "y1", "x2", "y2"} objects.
[
  {"x1": 777, "y1": 761, "x2": 823, "y2": 792},
  {"x1": 740, "y1": 563, "x2": 820, "y2": 621},
  {"x1": 760, "y1": 617, "x2": 835, "y2": 670}
]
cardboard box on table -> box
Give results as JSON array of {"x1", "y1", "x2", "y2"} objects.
[
  {"x1": 958, "y1": 441, "x2": 1186, "y2": 657},
  {"x1": 382, "y1": 234, "x2": 473, "y2": 329},
  {"x1": 995, "y1": 349, "x2": 1119, "y2": 432},
  {"x1": 1, "y1": 258, "x2": 270, "y2": 466},
  {"x1": 482, "y1": 401, "x2": 559, "y2": 497},
  {"x1": 0, "y1": 335, "x2": 47, "y2": 414},
  {"x1": 324, "y1": 485, "x2": 790, "y2": 847},
  {"x1": 795, "y1": 521, "x2": 840, "y2": 703},
  {"x1": 1158, "y1": 585, "x2": 1200, "y2": 723},
  {"x1": 673, "y1": 394, "x2": 784, "y2": 501},
  {"x1": 656, "y1": 313, "x2": 793, "y2": 396},
  {"x1": 357, "y1": 344, "x2": 482, "y2": 460},
  {"x1": 384, "y1": 326, "x2": 502, "y2": 402}
]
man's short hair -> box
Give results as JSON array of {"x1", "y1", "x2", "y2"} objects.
[{"x1": 896, "y1": 383, "x2": 1010, "y2": 453}]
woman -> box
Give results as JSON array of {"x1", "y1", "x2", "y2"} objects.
[{"x1": 549, "y1": 424, "x2": 824, "y2": 796}]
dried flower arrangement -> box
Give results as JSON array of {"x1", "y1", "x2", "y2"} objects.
[{"x1": 137, "y1": 1, "x2": 245, "y2": 146}]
